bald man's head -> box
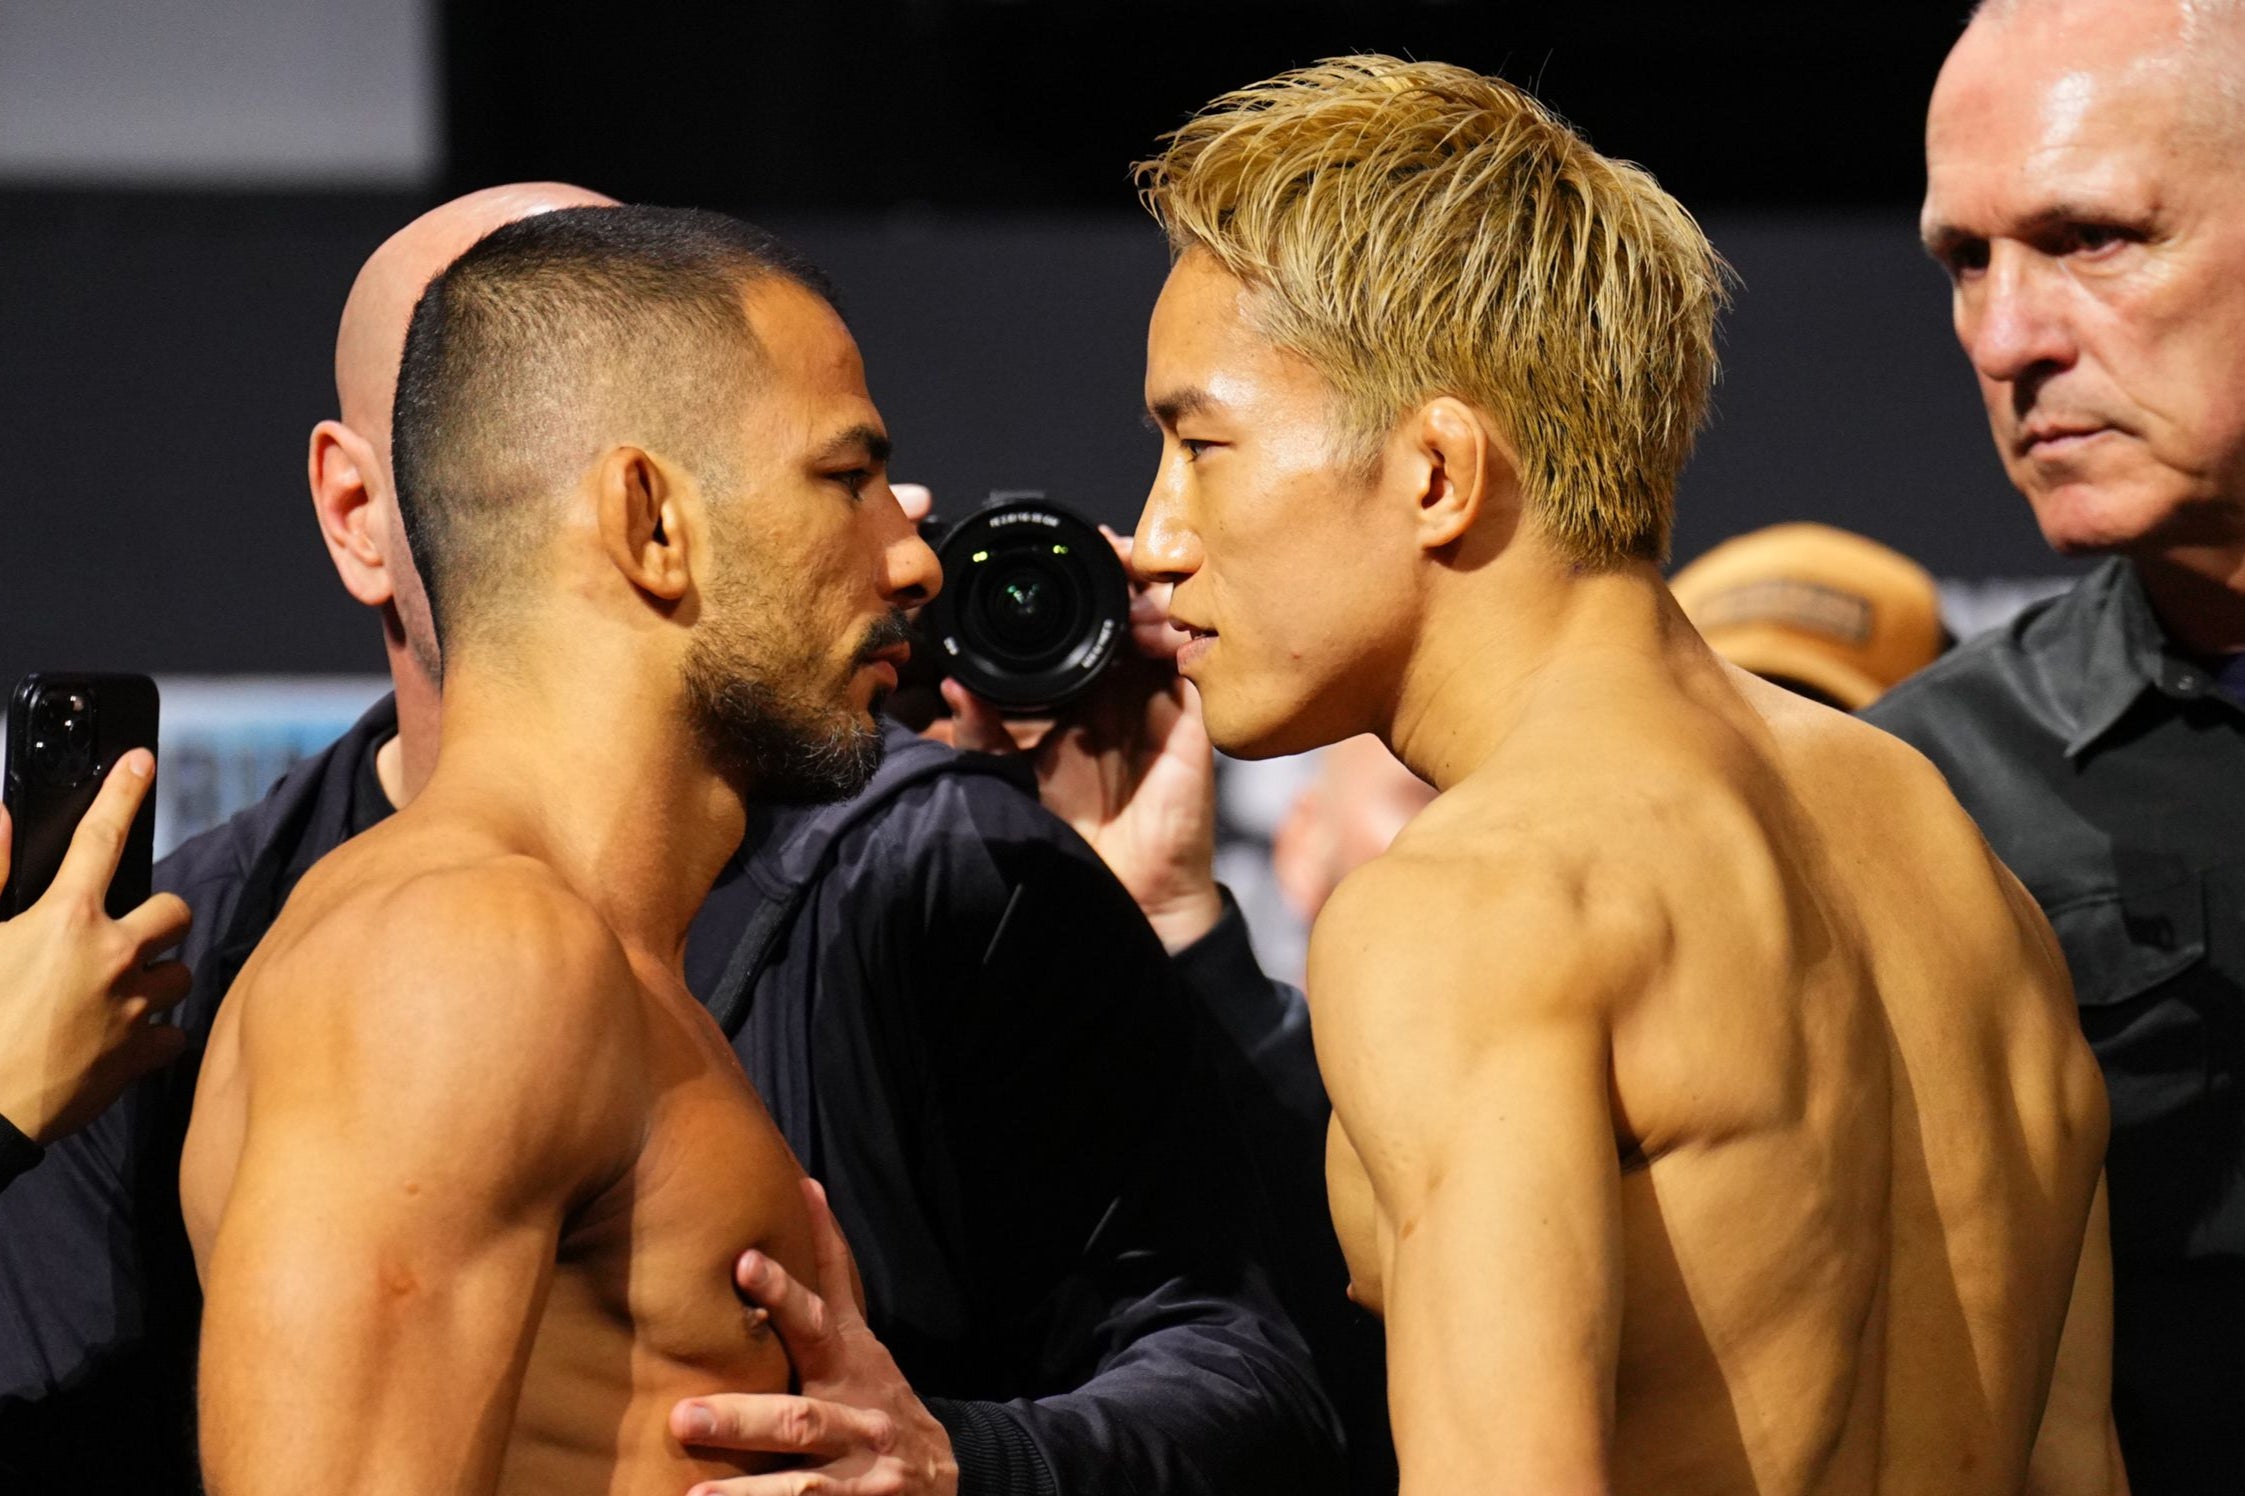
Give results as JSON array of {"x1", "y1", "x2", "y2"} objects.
[
  {"x1": 335, "y1": 181, "x2": 617, "y2": 460},
  {"x1": 1960, "y1": 0, "x2": 2245, "y2": 135},
  {"x1": 1925, "y1": 0, "x2": 2245, "y2": 556}
]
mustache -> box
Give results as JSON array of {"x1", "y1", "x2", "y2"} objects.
[{"x1": 852, "y1": 608, "x2": 915, "y2": 667}]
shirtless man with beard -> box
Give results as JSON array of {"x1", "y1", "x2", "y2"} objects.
[
  {"x1": 180, "y1": 204, "x2": 937, "y2": 1495},
  {"x1": 1131, "y1": 57, "x2": 2122, "y2": 1495}
]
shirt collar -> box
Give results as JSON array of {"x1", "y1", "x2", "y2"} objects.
[{"x1": 2065, "y1": 559, "x2": 2228, "y2": 759}]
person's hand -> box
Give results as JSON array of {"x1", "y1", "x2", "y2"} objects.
[
  {"x1": 0, "y1": 750, "x2": 192, "y2": 1144},
  {"x1": 671, "y1": 1178, "x2": 959, "y2": 1496},
  {"x1": 944, "y1": 529, "x2": 1226, "y2": 952}
]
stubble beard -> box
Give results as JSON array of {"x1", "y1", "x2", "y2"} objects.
[{"x1": 683, "y1": 606, "x2": 911, "y2": 807}]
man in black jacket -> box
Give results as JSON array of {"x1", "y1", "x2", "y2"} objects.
[{"x1": 0, "y1": 189, "x2": 1345, "y2": 1495}]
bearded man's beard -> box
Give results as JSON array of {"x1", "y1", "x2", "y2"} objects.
[{"x1": 682, "y1": 607, "x2": 911, "y2": 806}]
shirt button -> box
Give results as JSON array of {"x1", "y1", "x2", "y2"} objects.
[{"x1": 2173, "y1": 670, "x2": 2204, "y2": 693}]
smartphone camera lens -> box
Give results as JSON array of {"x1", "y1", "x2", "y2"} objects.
[{"x1": 27, "y1": 688, "x2": 97, "y2": 785}]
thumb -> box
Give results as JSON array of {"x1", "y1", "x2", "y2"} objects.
[{"x1": 941, "y1": 679, "x2": 1016, "y2": 757}]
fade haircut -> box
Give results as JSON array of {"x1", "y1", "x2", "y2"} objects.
[
  {"x1": 1136, "y1": 55, "x2": 1729, "y2": 567},
  {"x1": 392, "y1": 204, "x2": 835, "y2": 656}
]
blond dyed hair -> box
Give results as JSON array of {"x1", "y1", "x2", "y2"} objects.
[{"x1": 1136, "y1": 55, "x2": 1729, "y2": 566}]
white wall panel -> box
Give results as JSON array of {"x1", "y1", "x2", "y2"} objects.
[{"x1": 0, "y1": 0, "x2": 435, "y2": 185}]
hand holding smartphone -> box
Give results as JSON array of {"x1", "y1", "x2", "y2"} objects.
[
  {"x1": 0, "y1": 674, "x2": 192, "y2": 1151},
  {"x1": 2, "y1": 674, "x2": 159, "y2": 918}
]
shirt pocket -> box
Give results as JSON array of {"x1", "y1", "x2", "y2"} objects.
[
  {"x1": 2045, "y1": 875, "x2": 2230, "y2": 1261},
  {"x1": 2048, "y1": 879, "x2": 2207, "y2": 1010}
]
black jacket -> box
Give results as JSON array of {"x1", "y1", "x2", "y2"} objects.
[{"x1": 0, "y1": 698, "x2": 1346, "y2": 1495}]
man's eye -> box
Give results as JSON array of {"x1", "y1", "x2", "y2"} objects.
[
  {"x1": 1943, "y1": 240, "x2": 1989, "y2": 279},
  {"x1": 832, "y1": 469, "x2": 871, "y2": 500},
  {"x1": 1179, "y1": 438, "x2": 1214, "y2": 462},
  {"x1": 2067, "y1": 223, "x2": 2131, "y2": 255}
]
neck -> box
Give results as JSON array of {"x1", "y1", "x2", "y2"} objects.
[
  {"x1": 415, "y1": 645, "x2": 746, "y2": 965},
  {"x1": 374, "y1": 608, "x2": 442, "y2": 810},
  {"x1": 1385, "y1": 550, "x2": 1693, "y2": 792},
  {"x1": 2131, "y1": 541, "x2": 2245, "y2": 656}
]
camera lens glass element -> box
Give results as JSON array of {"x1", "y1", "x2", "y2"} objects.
[
  {"x1": 25, "y1": 687, "x2": 97, "y2": 784},
  {"x1": 926, "y1": 496, "x2": 1130, "y2": 713}
]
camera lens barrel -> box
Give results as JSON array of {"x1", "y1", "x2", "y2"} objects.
[{"x1": 924, "y1": 495, "x2": 1130, "y2": 713}]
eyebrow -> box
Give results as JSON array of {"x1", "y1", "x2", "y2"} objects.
[
  {"x1": 1147, "y1": 388, "x2": 1215, "y2": 427},
  {"x1": 812, "y1": 422, "x2": 893, "y2": 468},
  {"x1": 1923, "y1": 201, "x2": 2144, "y2": 256}
]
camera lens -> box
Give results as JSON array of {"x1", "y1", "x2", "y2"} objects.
[
  {"x1": 970, "y1": 556, "x2": 1092, "y2": 670},
  {"x1": 24, "y1": 686, "x2": 98, "y2": 785},
  {"x1": 925, "y1": 496, "x2": 1129, "y2": 713}
]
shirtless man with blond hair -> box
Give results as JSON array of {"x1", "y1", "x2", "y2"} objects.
[
  {"x1": 1130, "y1": 57, "x2": 2122, "y2": 1495},
  {"x1": 180, "y1": 203, "x2": 937, "y2": 1494}
]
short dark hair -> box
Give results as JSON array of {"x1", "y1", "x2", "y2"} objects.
[{"x1": 391, "y1": 204, "x2": 835, "y2": 656}]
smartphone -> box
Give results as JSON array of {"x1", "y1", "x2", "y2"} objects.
[{"x1": 1, "y1": 673, "x2": 160, "y2": 919}]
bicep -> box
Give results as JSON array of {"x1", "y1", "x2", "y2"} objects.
[
  {"x1": 1314, "y1": 876, "x2": 1626, "y2": 1495},
  {"x1": 198, "y1": 1109, "x2": 566, "y2": 1495},
  {"x1": 196, "y1": 897, "x2": 640, "y2": 1495}
]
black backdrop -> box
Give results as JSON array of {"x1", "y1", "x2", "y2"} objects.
[{"x1": 0, "y1": 1, "x2": 2076, "y2": 688}]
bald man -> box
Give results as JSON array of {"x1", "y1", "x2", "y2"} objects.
[
  {"x1": 314, "y1": 181, "x2": 616, "y2": 804},
  {"x1": 1868, "y1": 0, "x2": 2245, "y2": 1488}
]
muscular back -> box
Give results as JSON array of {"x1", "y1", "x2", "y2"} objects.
[
  {"x1": 1318, "y1": 662, "x2": 2110, "y2": 1496},
  {"x1": 181, "y1": 814, "x2": 818, "y2": 1496}
]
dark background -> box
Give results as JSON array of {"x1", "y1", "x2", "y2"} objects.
[{"x1": 0, "y1": 0, "x2": 2064, "y2": 689}]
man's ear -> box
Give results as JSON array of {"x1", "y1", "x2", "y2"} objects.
[
  {"x1": 594, "y1": 446, "x2": 693, "y2": 605},
  {"x1": 308, "y1": 420, "x2": 396, "y2": 607},
  {"x1": 1403, "y1": 397, "x2": 1515, "y2": 553}
]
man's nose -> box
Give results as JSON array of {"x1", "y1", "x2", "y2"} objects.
[
  {"x1": 875, "y1": 489, "x2": 942, "y2": 607},
  {"x1": 1132, "y1": 480, "x2": 1201, "y2": 586},
  {"x1": 1961, "y1": 244, "x2": 2078, "y2": 389}
]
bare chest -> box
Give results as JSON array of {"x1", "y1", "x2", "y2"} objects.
[{"x1": 505, "y1": 999, "x2": 818, "y2": 1490}]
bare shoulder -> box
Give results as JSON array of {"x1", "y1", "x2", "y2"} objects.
[
  {"x1": 1307, "y1": 824, "x2": 1666, "y2": 1077},
  {"x1": 1794, "y1": 701, "x2": 2062, "y2": 963},
  {"x1": 239, "y1": 852, "x2": 644, "y2": 1110}
]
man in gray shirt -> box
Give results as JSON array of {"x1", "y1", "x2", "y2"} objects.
[{"x1": 1865, "y1": 1, "x2": 2245, "y2": 1487}]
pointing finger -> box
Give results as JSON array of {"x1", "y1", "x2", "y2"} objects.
[{"x1": 53, "y1": 751, "x2": 154, "y2": 905}]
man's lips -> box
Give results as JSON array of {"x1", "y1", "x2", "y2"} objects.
[
  {"x1": 861, "y1": 642, "x2": 911, "y2": 686},
  {"x1": 2017, "y1": 420, "x2": 2117, "y2": 457},
  {"x1": 1175, "y1": 625, "x2": 1217, "y2": 670}
]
